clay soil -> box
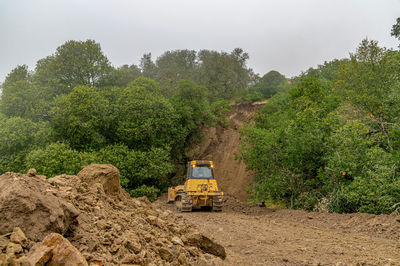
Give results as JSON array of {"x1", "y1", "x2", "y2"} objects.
[
  {"x1": 156, "y1": 196, "x2": 400, "y2": 265},
  {"x1": 157, "y1": 103, "x2": 400, "y2": 266}
]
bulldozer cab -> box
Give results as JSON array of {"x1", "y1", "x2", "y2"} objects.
[{"x1": 187, "y1": 160, "x2": 214, "y2": 179}]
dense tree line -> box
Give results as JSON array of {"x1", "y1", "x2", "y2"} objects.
[
  {"x1": 241, "y1": 27, "x2": 400, "y2": 214},
  {"x1": 0, "y1": 40, "x2": 274, "y2": 200}
]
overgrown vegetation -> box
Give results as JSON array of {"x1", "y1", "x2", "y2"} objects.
[
  {"x1": 0, "y1": 41, "x2": 267, "y2": 200},
  {"x1": 241, "y1": 20, "x2": 400, "y2": 214}
]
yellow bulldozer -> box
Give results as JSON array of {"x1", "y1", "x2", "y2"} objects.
[{"x1": 167, "y1": 160, "x2": 223, "y2": 212}]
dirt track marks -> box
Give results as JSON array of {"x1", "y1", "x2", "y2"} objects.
[{"x1": 156, "y1": 198, "x2": 400, "y2": 266}]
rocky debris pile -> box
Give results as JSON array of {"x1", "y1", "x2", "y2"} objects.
[
  {"x1": 0, "y1": 164, "x2": 225, "y2": 265},
  {"x1": 0, "y1": 229, "x2": 87, "y2": 266},
  {"x1": 0, "y1": 227, "x2": 30, "y2": 265},
  {"x1": 0, "y1": 172, "x2": 79, "y2": 242}
]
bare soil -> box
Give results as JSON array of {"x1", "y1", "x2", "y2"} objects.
[
  {"x1": 158, "y1": 103, "x2": 400, "y2": 265},
  {"x1": 156, "y1": 194, "x2": 400, "y2": 266}
]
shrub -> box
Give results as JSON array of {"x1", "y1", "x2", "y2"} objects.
[
  {"x1": 0, "y1": 117, "x2": 53, "y2": 173},
  {"x1": 210, "y1": 99, "x2": 231, "y2": 126},
  {"x1": 81, "y1": 144, "x2": 174, "y2": 190},
  {"x1": 241, "y1": 91, "x2": 264, "y2": 103},
  {"x1": 129, "y1": 185, "x2": 160, "y2": 202},
  {"x1": 26, "y1": 142, "x2": 81, "y2": 177}
]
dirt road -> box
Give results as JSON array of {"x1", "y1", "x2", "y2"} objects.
[
  {"x1": 156, "y1": 196, "x2": 400, "y2": 265},
  {"x1": 160, "y1": 103, "x2": 400, "y2": 265}
]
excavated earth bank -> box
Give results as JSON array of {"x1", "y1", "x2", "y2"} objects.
[{"x1": 187, "y1": 103, "x2": 263, "y2": 202}]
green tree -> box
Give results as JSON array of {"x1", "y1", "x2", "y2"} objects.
[
  {"x1": 50, "y1": 86, "x2": 109, "y2": 150},
  {"x1": 0, "y1": 80, "x2": 35, "y2": 119},
  {"x1": 339, "y1": 39, "x2": 399, "y2": 152},
  {"x1": 140, "y1": 53, "x2": 157, "y2": 79},
  {"x1": 170, "y1": 80, "x2": 214, "y2": 157},
  {"x1": 196, "y1": 49, "x2": 253, "y2": 101},
  {"x1": 34, "y1": 40, "x2": 112, "y2": 96},
  {"x1": 137, "y1": 48, "x2": 255, "y2": 101},
  {"x1": 251, "y1": 70, "x2": 287, "y2": 98},
  {"x1": 116, "y1": 79, "x2": 179, "y2": 150},
  {"x1": 0, "y1": 65, "x2": 54, "y2": 121},
  {"x1": 129, "y1": 185, "x2": 160, "y2": 201},
  {"x1": 241, "y1": 77, "x2": 333, "y2": 209},
  {"x1": 100, "y1": 64, "x2": 141, "y2": 88},
  {"x1": 241, "y1": 38, "x2": 400, "y2": 214},
  {"x1": 391, "y1": 17, "x2": 400, "y2": 44},
  {"x1": 128, "y1": 76, "x2": 161, "y2": 93},
  {"x1": 0, "y1": 65, "x2": 33, "y2": 118},
  {"x1": 1, "y1": 65, "x2": 31, "y2": 87},
  {"x1": 155, "y1": 50, "x2": 197, "y2": 96}
]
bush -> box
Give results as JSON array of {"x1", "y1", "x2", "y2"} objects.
[
  {"x1": 129, "y1": 185, "x2": 160, "y2": 202},
  {"x1": 210, "y1": 99, "x2": 231, "y2": 126},
  {"x1": 26, "y1": 142, "x2": 81, "y2": 177},
  {"x1": 81, "y1": 144, "x2": 174, "y2": 190},
  {"x1": 0, "y1": 117, "x2": 51, "y2": 155},
  {"x1": 333, "y1": 176, "x2": 400, "y2": 214},
  {"x1": 0, "y1": 117, "x2": 53, "y2": 173},
  {"x1": 329, "y1": 146, "x2": 400, "y2": 214},
  {"x1": 240, "y1": 91, "x2": 264, "y2": 103}
]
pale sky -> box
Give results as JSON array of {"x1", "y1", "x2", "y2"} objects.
[{"x1": 0, "y1": 0, "x2": 399, "y2": 83}]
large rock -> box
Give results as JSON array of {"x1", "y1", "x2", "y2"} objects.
[
  {"x1": 186, "y1": 232, "x2": 226, "y2": 259},
  {"x1": 77, "y1": 164, "x2": 120, "y2": 195},
  {"x1": 10, "y1": 227, "x2": 28, "y2": 248},
  {"x1": 27, "y1": 233, "x2": 87, "y2": 265},
  {"x1": 0, "y1": 172, "x2": 79, "y2": 242}
]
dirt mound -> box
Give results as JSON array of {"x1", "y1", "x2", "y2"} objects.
[
  {"x1": 77, "y1": 164, "x2": 121, "y2": 196},
  {"x1": 0, "y1": 172, "x2": 79, "y2": 242},
  {"x1": 187, "y1": 103, "x2": 262, "y2": 202},
  {"x1": 0, "y1": 165, "x2": 225, "y2": 265}
]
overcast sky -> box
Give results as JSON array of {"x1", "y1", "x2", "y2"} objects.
[{"x1": 0, "y1": 0, "x2": 399, "y2": 83}]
